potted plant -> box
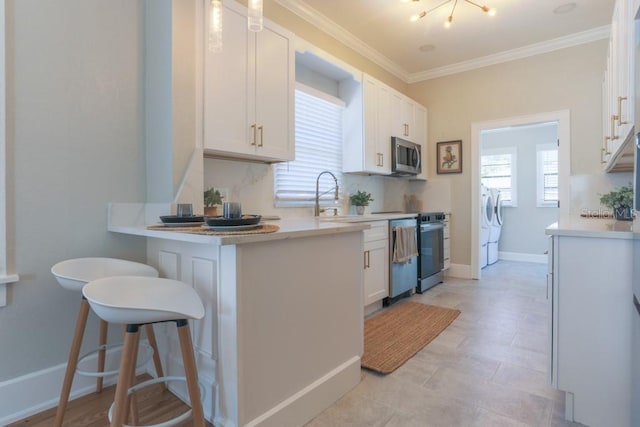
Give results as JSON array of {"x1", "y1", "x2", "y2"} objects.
[
  {"x1": 204, "y1": 187, "x2": 224, "y2": 216},
  {"x1": 599, "y1": 184, "x2": 634, "y2": 220},
  {"x1": 349, "y1": 190, "x2": 374, "y2": 215}
]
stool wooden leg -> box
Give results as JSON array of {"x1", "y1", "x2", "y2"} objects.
[
  {"x1": 145, "y1": 324, "x2": 167, "y2": 390},
  {"x1": 111, "y1": 325, "x2": 139, "y2": 427},
  {"x1": 54, "y1": 298, "x2": 91, "y2": 427},
  {"x1": 126, "y1": 328, "x2": 141, "y2": 426},
  {"x1": 177, "y1": 320, "x2": 205, "y2": 427},
  {"x1": 96, "y1": 319, "x2": 108, "y2": 393}
]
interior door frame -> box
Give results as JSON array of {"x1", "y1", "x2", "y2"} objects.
[{"x1": 470, "y1": 110, "x2": 570, "y2": 279}]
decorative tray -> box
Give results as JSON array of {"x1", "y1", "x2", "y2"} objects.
[
  {"x1": 204, "y1": 215, "x2": 261, "y2": 227},
  {"x1": 160, "y1": 215, "x2": 205, "y2": 224}
]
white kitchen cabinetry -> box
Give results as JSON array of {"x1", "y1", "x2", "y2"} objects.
[
  {"x1": 546, "y1": 231, "x2": 634, "y2": 427},
  {"x1": 343, "y1": 75, "x2": 392, "y2": 174},
  {"x1": 391, "y1": 92, "x2": 416, "y2": 141},
  {"x1": 443, "y1": 213, "x2": 450, "y2": 270},
  {"x1": 602, "y1": 0, "x2": 635, "y2": 171},
  {"x1": 203, "y1": 0, "x2": 294, "y2": 163},
  {"x1": 343, "y1": 74, "x2": 426, "y2": 176},
  {"x1": 363, "y1": 221, "x2": 389, "y2": 305}
]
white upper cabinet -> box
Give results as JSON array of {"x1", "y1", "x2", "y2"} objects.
[
  {"x1": 204, "y1": 1, "x2": 294, "y2": 163},
  {"x1": 602, "y1": 0, "x2": 635, "y2": 172},
  {"x1": 343, "y1": 73, "x2": 427, "y2": 176},
  {"x1": 391, "y1": 93, "x2": 416, "y2": 142}
]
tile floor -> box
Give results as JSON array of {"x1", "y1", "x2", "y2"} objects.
[{"x1": 305, "y1": 261, "x2": 585, "y2": 427}]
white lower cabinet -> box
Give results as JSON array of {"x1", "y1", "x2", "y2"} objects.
[
  {"x1": 363, "y1": 221, "x2": 389, "y2": 305},
  {"x1": 547, "y1": 233, "x2": 634, "y2": 427}
]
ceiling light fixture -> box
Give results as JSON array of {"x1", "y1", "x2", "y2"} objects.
[
  {"x1": 248, "y1": 0, "x2": 264, "y2": 32},
  {"x1": 208, "y1": 0, "x2": 223, "y2": 52},
  {"x1": 410, "y1": 0, "x2": 496, "y2": 28}
]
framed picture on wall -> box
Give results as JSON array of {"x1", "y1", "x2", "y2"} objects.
[{"x1": 436, "y1": 140, "x2": 462, "y2": 174}]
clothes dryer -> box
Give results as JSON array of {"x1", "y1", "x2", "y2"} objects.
[
  {"x1": 480, "y1": 184, "x2": 493, "y2": 269},
  {"x1": 488, "y1": 188, "x2": 503, "y2": 265}
]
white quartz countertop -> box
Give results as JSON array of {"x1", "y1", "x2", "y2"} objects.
[
  {"x1": 545, "y1": 215, "x2": 640, "y2": 239},
  {"x1": 108, "y1": 203, "x2": 371, "y2": 246}
]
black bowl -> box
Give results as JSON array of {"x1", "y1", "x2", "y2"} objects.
[
  {"x1": 160, "y1": 215, "x2": 204, "y2": 224},
  {"x1": 204, "y1": 215, "x2": 261, "y2": 227}
]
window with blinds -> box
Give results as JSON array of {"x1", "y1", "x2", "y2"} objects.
[
  {"x1": 536, "y1": 143, "x2": 559, "y2": 207},
  {"x1": 481, "y1": 147, "x2": 518, "y2": 206},
  {"x1": 274, "y1": 86, "x2": 344, "y2": 206}
]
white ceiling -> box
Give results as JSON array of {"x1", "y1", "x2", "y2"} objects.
[{"x1": 275, "y1": 0, "x2": 615, "y2": 82}]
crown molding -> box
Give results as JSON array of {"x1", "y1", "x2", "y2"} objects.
[
  {"x1": 274, "y1": 0, "x2": 610, "y2": 84},
  {"x1": 408, "y1": 25, "x2": 611, "y2": 82},
  {"x1": 274, "y1": 0, "x2": 410, "y2": 82}
]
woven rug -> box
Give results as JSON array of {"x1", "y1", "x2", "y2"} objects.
[
  {"x1": 362, "y1": 301, "x2": 460, "y2": 374},
  {"x1": 147, "y1": 223, "x2": 279, "y2": 235}
]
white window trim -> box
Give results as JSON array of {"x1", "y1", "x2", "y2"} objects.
[
  {"x1": 536, "y1": 142, "x2": 559, "y2": 208},
  {"x1": 0, "y1": 2, "x2": 18, "y2": 307},
  {"x1": 481, "y1": 146, "x2": 518, "y2": 207}
]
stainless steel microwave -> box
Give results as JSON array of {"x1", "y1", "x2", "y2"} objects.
[{"x1": 391, "y1": 137, "x2": 421, "y2": 176}]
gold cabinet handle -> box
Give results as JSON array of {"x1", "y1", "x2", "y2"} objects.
[
  {"x1": 610, "y1": 115, "x2": 619, "y2": 141},
  {"x1": 251, "y1": 124, "x2": 257, "y2": 146},
  {"x1": 258, "y1": 125, "x2": 264, "y2": 147},
  {"x1": 617, "y1": 96, "x2": 628, "y2": 126}
]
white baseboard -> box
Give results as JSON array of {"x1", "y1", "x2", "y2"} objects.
[
  {"x1": 243, "y1": 356, "x2": 361, "y2": 427},
  {"x1": 0, "y1": 342, "x2": 154, "y2": 425},
  {"x1": 446, "y1": 263, "x2": 473, "y2": 279},
  {"x1": 498, "y1": 251, "x2": 547, "y2": 264}
]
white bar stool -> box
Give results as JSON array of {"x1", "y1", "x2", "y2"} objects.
[
  {"x1": 52, "y1": 257, "x2": 164, "y2": 427},
  {"x1": 83, "y1": 276, "x2": 206, "y2": 427}
]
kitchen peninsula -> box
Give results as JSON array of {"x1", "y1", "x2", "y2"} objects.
[{"x1": 108, "y1": 203, "x2": 368, "y2": 427}]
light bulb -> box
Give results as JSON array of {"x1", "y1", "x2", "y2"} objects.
[
  {"x1": 488, "y1": 7, "x2": 496, "y2": 16},
  {"x1": 444, "y1": 15, "x2": 453, "y2": 28},
  {"x1": 209, "y1": 0, "x2": 223, "y2": 52},
  {"x1": 248, "y1": 0, "x2": 263, "y2": 32}
]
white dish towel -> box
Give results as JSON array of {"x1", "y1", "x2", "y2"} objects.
[{"x1": 392, "y1": 225, "x2": 418, "y2": 264}]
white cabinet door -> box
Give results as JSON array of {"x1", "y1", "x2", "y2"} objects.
[
  {"x1": 391, "y1": 93, "x2": 416, "y2": 141},
  {"x1": 363, "y1": 76, "x2": 380, "y2": 172},
  {"x1": 203, "y1": 1, "x2": 294, "y2": 162},
  {"x1": 203, "y1": 4, "x2": 252, "y2": 156},
  {"x1": 363, "y1": 239, "x2": 388, "y2": 305},
  {"x1": 254, "y1": 24, "x2": 294, "y2": 161},
  {"x1": 363, "y1": 221, "x2": 389, "y2": 305}
]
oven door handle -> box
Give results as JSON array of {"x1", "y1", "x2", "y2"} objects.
[{"x1": 420, "y1": 223, "x2": 444, "y2": 231}]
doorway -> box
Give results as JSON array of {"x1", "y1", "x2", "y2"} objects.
[{"x1": 470, "y1": 111, "x2": 570, "y2": 279}]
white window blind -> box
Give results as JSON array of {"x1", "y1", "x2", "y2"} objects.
[
  {"x1": 481, "y1": 147, "x2": 517, "y2": 206},
  {"x1": 536, "y1": 143, "x2": 559, "y2": 207},
  {"x1": 274, "y1": 86, "x2": 343, "y2": 206}
]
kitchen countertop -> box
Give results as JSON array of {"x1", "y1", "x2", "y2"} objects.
[
  {"x1": 108, "y1": 203, "x2": 374, "y2": 246},
  {"x1": 318, "y1": 212, "x2": 418, "y2": 222},
  {"x1": 545, "y1": 214, "x2": 640, "y2": 239}
]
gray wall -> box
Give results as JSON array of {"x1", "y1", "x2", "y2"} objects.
[
  {"x1": 482, "y1": 123, "x2": 559, "y2": 256},
  {"x1": 0, "y1": 0, "x2": 147, "y2": 380}
]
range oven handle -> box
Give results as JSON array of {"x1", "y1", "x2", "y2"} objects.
[{"x1": 420, "y1": 223, "x2": 444, "y2": 231}]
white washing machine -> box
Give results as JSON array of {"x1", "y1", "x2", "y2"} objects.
[
  {"x1": 480, "y1": 184, "x2": 493, "y2": 269},
  {"x1": 488, "y1": 188, "x2": 503, "y2": 265}
]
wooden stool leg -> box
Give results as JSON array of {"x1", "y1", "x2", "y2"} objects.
[
  {"x1": 111, "y1": 325, "x2": 139, "y2": 427},
  {"x1": 177, "y1": 320, "x2": 205, "y2": 427},
  {"x1": 126, "y1": 328, "x2": 141, "y2": 426},
  {"x1": 145, "y1": 324, "x2": 167, "y2": 390},
  {"x1": 54, "y1": 298, "x2": 91, "y2": 427},
  {"x1": 96, "y1": 319, "x2": 108, "y2": 393}
]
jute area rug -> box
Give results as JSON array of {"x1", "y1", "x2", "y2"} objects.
[{"x1": 362, "y1": 301, "x2": 461, "y2": 374}]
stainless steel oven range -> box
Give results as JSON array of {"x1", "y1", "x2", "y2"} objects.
[{"x1": 417, "y1": 212, "x2": 445, "y2": 293}]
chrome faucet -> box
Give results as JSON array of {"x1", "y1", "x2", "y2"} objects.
[{"x1": 315, "y1": 171, "x2": 339, "y2": 216}]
